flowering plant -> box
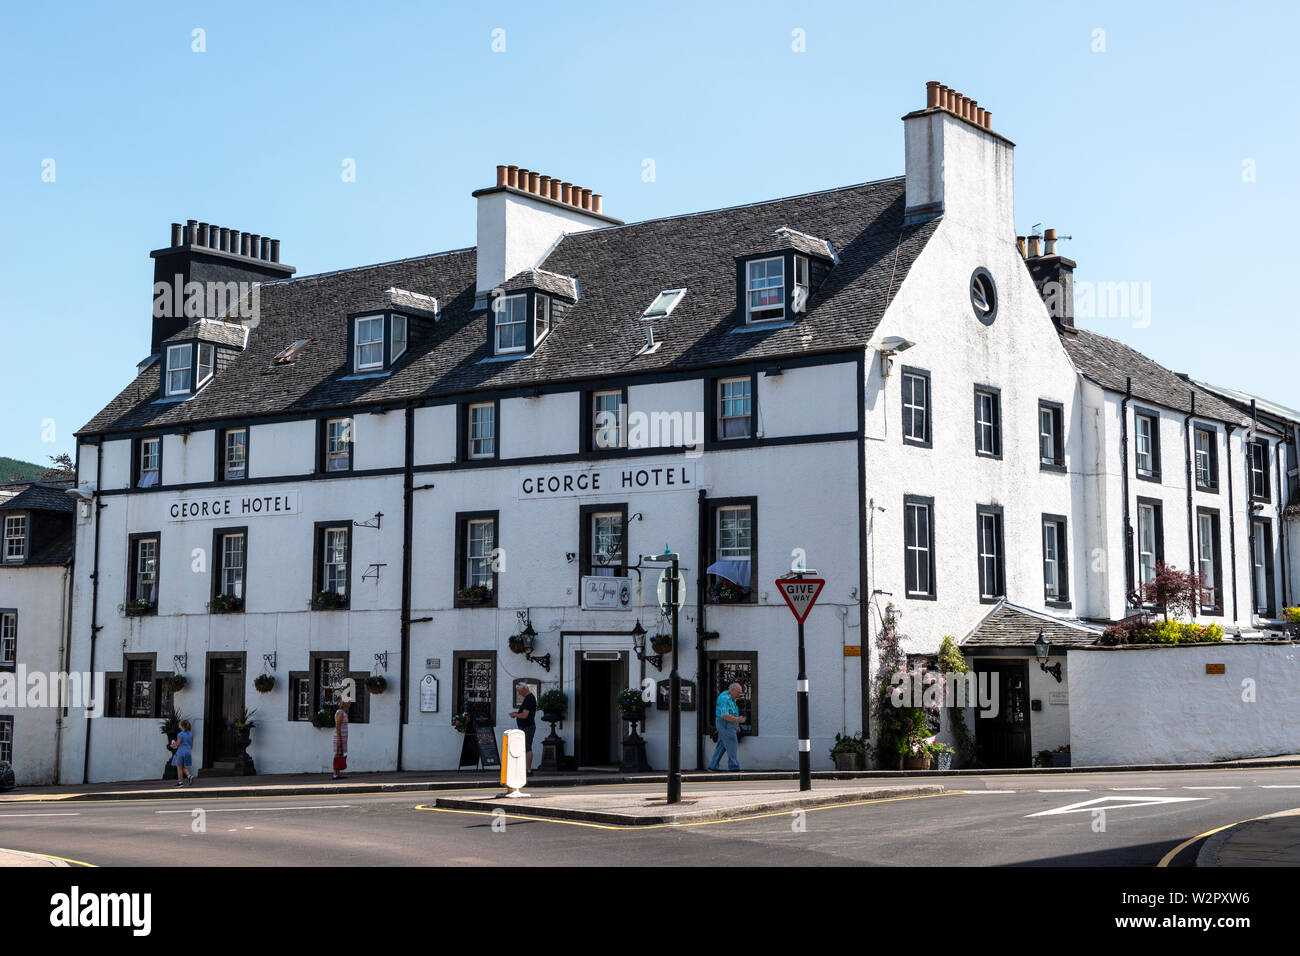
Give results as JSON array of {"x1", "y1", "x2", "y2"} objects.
[
  {"x1": 707, "y1": 580, "x2": 748, "y2": 603},
  {"x1": 451, "y1": 712, "x2": 473, "y2": 734},
  {"x1": 365, "y1": 675, "x2": 388, "y2": 694}
]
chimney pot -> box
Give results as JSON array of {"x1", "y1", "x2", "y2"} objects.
[
  {"x1": 496, "y1": 165, "x2": 508, "y2": 187},
  {"x1": 550, "y1": 180, "x2": 561, "y2": 200},
  {"x1": 260, "y1": 237, "x2": 271, "y2": 260},
  {"x1": 961, "y1": 97, "x2": 972, "y2": 120},
  {"x1": 1016, "y1": 237, "x2": 1027, "y2": 258},
  {"x1": 926, "y1": 81, "x2": 940, "y2": 108},
  {"x1": 1027, "y1": 235, "x2": 1041, "y2": 258},
  {"x1": 528, "y1": 171, "x2": 540, "y2": 193},
  {"x1": 170, "y1": 223, "x2": 183, "y2": 246},
  {"x1": 239, "y1": 233, "x2": 250, "y2": 257},
  {"x1": 592, "y1": 194, "x2": 603, "y2": 214},
  {"x1": 975, "y1": 107, "x2": 985, "y2": 126},
  {"x1": 982, "y1": 109, "x2": 992, "y2": 129},
  {"x1": 539, "y1": 175, "x2": 551, "y2": 195},
  {"x1": 219, "y1": 227, "x2": 230, "y2": 252},
  {"x1": 561, "y1": 182, "x2": 572, "y2": 204},
  {"x1": 938, "y1": 86, "x2": 950, "y2": 110},
  {"x1": 198, "y1": 223, "x2": 210, "y2": 246},
  {"x1": 518, "y1": 168, "x2": 530, "y2": 191},
  {"x1": 249, "y1": 234, "x2": 260, "y2": 259},
  {"x1": 507, "y1": 165, "x2": 519, "y2": 188},
  {"x1": 270, "y1": 238, "x2": 281, "y2": 262},
  {"x1": 581, "y1": 188, "x2": 592, "y2": 210},
  {"x1": 186, "y1": 220, "x2": 198, "y2": 245},
  {"x1": 1044, "y1": 228, "x2": 1058, "y2": 255}
]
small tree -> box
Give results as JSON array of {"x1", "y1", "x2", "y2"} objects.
[
  {"x1": 40, "y1": 453, "x2": 75, "y2": 480},
  {"x1": 1140, "y1": 562, "x2": 1207, "y2": 621}
]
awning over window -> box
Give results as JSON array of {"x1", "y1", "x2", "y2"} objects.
[{"x1": 706, "y1": 560, "x2": 751, "y2": 590}]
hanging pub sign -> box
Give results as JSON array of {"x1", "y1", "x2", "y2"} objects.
[
  {"x1": 581, "y1": 575, "x2": 633, "y2": 610},
  {"x1": 167, "y1": 490, "x2": 301, "y2": 522},
  {"x1": 516, "y1": 462, "x2": 696, "y2": 500}
]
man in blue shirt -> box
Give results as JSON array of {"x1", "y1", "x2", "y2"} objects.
[{"x1": 708, "y1": 682, "x2": 745, "y2": 771}]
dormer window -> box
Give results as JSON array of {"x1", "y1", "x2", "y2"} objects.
[
  {"x1": 348, "y1": 313, "x2": 411, "y2": 374},
  {"x1": 793, "y1": 256, "x2": 810, "y2": 313},
  {"x1": 494, "y1": 294, "x2": 528, "y2": 354},
  {"x1": 165, "y1": 344, "x2": 192, "y2": 395},
  {"x1": 354, "y1": 316, "x2": 384, "y2": 371},
  {"x1": 533, "y1": 295, "x2": 551, "y2": 346},
  {"x1": 746, "y1": 257, "x2": 785, "y2": 322},
  {"x1": 3, "y1": 515, "x2": 26, "y2": 562},
  {"x1": 391, "y1": 314, "x2": 407, "y2": 361}
]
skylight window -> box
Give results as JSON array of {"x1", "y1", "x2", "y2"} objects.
[
  {"x1": 644, "y1": 288, "x2": 686, "y2": 318},
  {"x1": 274, "y1": 339, "x2": 313, "y2": 364}
]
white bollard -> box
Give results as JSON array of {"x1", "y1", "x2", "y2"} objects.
[{"x1": 501, "y1": 728, "x2": 529, "y2": 798}]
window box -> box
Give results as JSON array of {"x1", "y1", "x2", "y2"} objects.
[
  {"x1": 708, "y1": 580, "x2": 750, "y2": 604},
  {"x1": 124, "y1": 599, "x2": 156, "y2": 617},
  {"x1": 310, "y1": 590, "x2": 349, "y2": 611},
  {"x1": 457, "y1": 585, "x2": 493, "y2": 606},
  {"x1": 208, "y1": 593, "x2": 243, "y2": 614}
]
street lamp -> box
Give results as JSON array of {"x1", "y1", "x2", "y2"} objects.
[
  {"x1": 1034, "y1": 629, "x2": 1063, "y2": 683},
  {"x1": 631, "y1": 619, "x2": 662, "y2": 670},
  {"x1": 644, "y1": 547, "x2": 683, "y2": 804}
]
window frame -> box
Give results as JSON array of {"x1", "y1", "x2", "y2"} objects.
[
  {"x1": 0, "y1": 609, "x2": 16, "y2": 671},
  {"x1": 975, "y1": 505, "x2": 1005, "y2": 603},
  {"x1": 973, "y1": 385, "x2": 1002, "y2": 459},
  {"x1": 452, "y1": 650, "x2": 498, "y2": 727},
  {"x1": 390, "y1": 313, "x2": 408, "y2": 363},
  {"x1": 714, "y1": 375, "x2": 755, "y2": 442},
  {"x1": 493, "y1": 292, "x2": 529, "y2": 355},
  {"x1": 533, "y1": 293, "x2": 551, "y2": 347},
  {"x1": 196, "y1": 343, "x2": 215, "y2": 388},
  {"x1": 127, "y1": 531, "x2": 161, "y2": 611},
  {"x1": 589, "y1": 389, "x2": 626, "y2": 452},
  {"x1": 1134, "y1": 409, "x2": 1161, "y2": 482},
  {"x1": 123, "y1": 653, "x2": 158, "y2": 718},
  {"x1": 466, "y1": 401, "x2": 498, "y2": 461},
  {"x1": 744, "y1": 255, "x2": 786, "y2": 324},
  {"x1": 455, "y1": 510, "x2": 500, "y2": 608},
  {"x1": 707, "y1": 496, "x2": 758, "y2": 604},
  {"x1": 353, "y1": 314, "x2": 386, "y2": 372},
  {"x1": 218, "y1": 426, "x2": 249, "y2": 481},
  {"x1": 1248, "y1": 438, "x2": 1271, "y2": 502},
  {"x1": 210, "y1": 526, "x2": 248, "y2": 611},
  {"x1": 900, "y1": 366, "x2": 932, "y2": 449},
  {"x1": 1038, "y1": 400, "x2": 1065, "y2": 472},
  {"x1": 1251, "y1": 517, "x2": 1276, "y2": 617},
  {"x1": 1196, "y1": 506, "x2": 1223, "y2": 616},
  {"x1": 3, "y1": 515, "x2": 27, "y2": 563},
  {"x1": 319, "y1": 417, "x2": 354, "y2": 474},
  {"x1": 579, "y1": 503, "x2": 629, "y2": 580},
  {"x1": 1136, "y1": 496, "x2": 1165, "y2": 589},
  {"x1": 164, "y1": 343, "x2": 194, "y2": 396},
  {"x1": 705, "y1": 650, "x2": 758, "y2": 736},
  {"x1": 1193, "y1": 425, "x2": 1219, "y2": 493},
  {"x1": 306, "y1": 650, "x2": 369, "y2": 724},
  {"x1": 311, "y1": 521, "x2": 351, "y2": 607},
  {"x1": 133, "y1": 436, "x2": 162, "y2": 489},
  {"x1": 0, "y1": 714, "x2": 11, "y2": 764},
  {"x1": 792, "y1": 254, "x2": 810, "y2": 314},
  {"x1": 1041, "y1": 514, "x2": 1070, "y2": 607},
  {"x1": 903, "y1": 495, "x2": 936, "y2": 600}
]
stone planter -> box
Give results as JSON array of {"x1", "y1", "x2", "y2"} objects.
[
  {"x1": 1052, "y1": 752, "x2": 1071, "y2": 767},
  {"x1": 833, "y1": 751, "x2": 865, "y2": 772},
  {"x1": 902, "y1": 755, "x2": 932, "y2": 771}
]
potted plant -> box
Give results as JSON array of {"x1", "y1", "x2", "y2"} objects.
[
  {"x1": 1034, "y1": 749, "x2": 1054, "y2": 768},
  {"x1": 365, "y1": 674, "x2": 388, "y2": 694},
  {"x1": 616, "y1": 688, "x2": 651, "y2": 772},
  {"x1": 1052, "y1": 744, "x2": 1071, "y2": 768},
  {"x1": 650, "y1": 634, "x2": 673, "y2": 655},
  {"x1": 927, "y1": 739, "x2": 954, "y2": 771},
  {"x1": 457, "y1": 585, "x2": 492, "y2": 605},
  {"x1": 164, "y1": 673, "x2": 187, "y2": 693},
  {"x1": 232, "y1": 707, "x2": 257, "y2": 739},
  {"x1": 617, "y1": 687, "x2": 647, "y2": 720},
  {"x1": 707, "y1": 580, "x2": 748, "y2": 604},
  {"x1": 209, "y1": 593, "x2": 242, "y2": 614},
  {"x1": 124, "y1": 599, "x2": 155, "y2": 616},
  {"x1": 539, "y1": 689, "x2": 568, "y2": 722},
  {"x1": 451, "y1": 712, "x2": 473, "y2": 734},
  {"x1": 311, "y1": 590, "x2": 348, "y2": 610},
  {"x1": 902, "y1": 730, "x2": 934, "y2": 771},
  {"x1": 507, "y1": 633, "x2": 533, "y2": 655},
  {"x1": 312, "y1": 707, "x2": 337, "y2": 729},
  {"x1": 830, "y1": 732, "x2": 868, "y2": 771},
  {"x1": 253, "y1": 673, "x2": 276, "y2": 693}
]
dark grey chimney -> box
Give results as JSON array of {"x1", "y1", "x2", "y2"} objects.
[{"x1": 1027, "y1": 227, "x2": 1076, "y2": 329}]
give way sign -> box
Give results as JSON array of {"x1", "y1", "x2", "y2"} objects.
[{"x1": 774, "y1": 577, "x2": 825, "y2": 624}]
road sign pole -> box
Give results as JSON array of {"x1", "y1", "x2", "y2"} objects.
[
  {"x1": 796, "y1": 616, "x2": 811, "y2": 791},
  {"x1": 667, "y1": 554, "x2": 682, "y2": 804}
]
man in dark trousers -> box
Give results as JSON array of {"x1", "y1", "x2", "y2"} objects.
[{"x1": 509, "y1": 682, "x2": 538, "y2": 772}]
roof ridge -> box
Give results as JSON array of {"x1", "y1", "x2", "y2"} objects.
[{"x1": 266, "y1": 246, "x2": 475, "y2": 287}]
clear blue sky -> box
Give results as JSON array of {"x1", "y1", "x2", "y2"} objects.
[{"x1": 3, "y1": 0, "x2": 1297, "y2": 466}]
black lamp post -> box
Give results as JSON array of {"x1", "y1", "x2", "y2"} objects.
[
  {"x1": 521, "y1": 619, "x2": 551, "y2": 672},
  {"x1": 631, "y1": 618, "x2": 662, "y2": 670},
  {"x1": 1034, "y1": 629, "x2": 1063, "y2": 683},
  {"x1": 644, "y1": 549, "x2": 683, "y2": 804}
]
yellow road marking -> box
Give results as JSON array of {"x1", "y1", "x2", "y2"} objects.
[
  {"x1": 1157, "y1": 806, "x2": 1300, "y2": 868},
  {"x1": 17, "y1": 850, "x2": 97, "y2": 867}
]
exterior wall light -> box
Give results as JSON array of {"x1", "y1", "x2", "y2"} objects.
[{"x1": 1034, "y1": 629, "x2": 1063, "y2": 683}]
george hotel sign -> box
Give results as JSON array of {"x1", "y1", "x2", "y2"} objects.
[
  {"x1": 517, "y1": 462, "x2": 696, "y2": 500},
  {"x1": 167, "y1": 490, "x2": 301, "y2": 522}
]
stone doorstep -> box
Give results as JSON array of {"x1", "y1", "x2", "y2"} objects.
[{"x1": 431, "y1": 784, "x2": 946, "y2": 826}]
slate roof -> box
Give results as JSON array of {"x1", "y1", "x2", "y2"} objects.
[
  {"x1": 162, "y1": 319, "x2": 248, "y2": 348},
  {"x1": 1059, "y1": 328, "x2": 1258, "y2": 429},
  {"x1": 26, "y1": 524, "x2": 75, "y2": 566},
  {"x1": 0, "y1": 482, "x2": 75, "y2": 514},
  {"x1": 502, "y1": 268, "x2": 577, "y2": 300},
  {"x1": 77, "y1": 177, "x2": 937, "y2": 437},
  {"x1": 1191, "y1": 379, "x2": 1300, "y2": 428},
  {"x1": 961, "y1": 602, "x2": 1103, "y2": 649}
]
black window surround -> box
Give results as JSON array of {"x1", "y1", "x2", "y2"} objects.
[
  {"x1": 1251, "y1": 518, "x2": 1276, "y2": 618},
  {"x1": 1133, "y1": 407, "x2": 1162, "y2": 483},
  {"x1": 1038, "y1": 400, "x2": 1066, "y2": 472},
  {"x1": 2, "y1": 515, "x2": 28, "y2": 565},
  {"x1": 317, "y1": 416, "x2": 354, "y2": 474},
  {"x1": 459, "y1": 399, "x2": 502, "y2": 464},
  {"x1": 345, "y1": 310, "x2": 410, "y2": 375},
  {"x1": 452, "y1": 650, "x2": 498, "y2": 725},
  {"x1": 707, "y1": 496, "x2": 758, "y2": 604},
  {"x1": 0, "y1": 608, "x2": 16, "y2": 672},
  {"x1": 0, "y1": 715, "x2": 11, "y2": 763},
  {"x1": 1248, "y1": 439, "x2": 1271, "y2": 502},
  {"x1": 1193, "y1": 424, "x2": 1220, "y2": 493},
  {"x1": 903, "y1": 494, "x2": 936, "y2": 600},
  {"x1": 901, "y1": 366, "x2": 932, "y2": 449},
  {"x1": 735, "y1": 251, "x2": 814, "y2": 326},
  {"x1": 215, "y1": 426, "x2": 250, "y2": 482},
  {"x1": 210, "y1": 525, "x2": 248, "y2": 612},
  {"x1": 1135, "y1": 495, "x2": 1166, "y2": 592},
  {"x1": 1195, "y1": 506, "x2": 1224, "y2": 616},
  {"x1": 287, "y1": 671, "x2": 311, "y2": 721},
  {"x1": 455, "y1": 510, "x2": 500, "y2": 608},
  {"x1": 107, "y1": 652, "x2": 172, "y2": 719},
  {"x1": 1041, "y1": 513, "x2": 1070, "y2": 608},
  {"x1": 970, "y1": 267, "x2": 998, "y2": 325},
  {"x1": 579, "y1": 503, "x2": 629, "y2": 581},
  {"x1": 304, "y1": 650, "x2": 369, "y2": 723},
  {"x1": 581, "y1": 386, "x2": 630, "y2": 454},
  {"x1": 973, "y1": 385, "x2": 1002, "y2": 460},
  {"x1": 705, "y1": 650, "x2": 758, "y2": 735},
  {"x1": 706, "y1": 372, "x2": 760, "y2": 448},
  {"x1": 311, "y1": 521, "x2": 351, "y2": 608},
  {"x1": 487, "y1": 289, "x2": 551, "y2": 357},
  {"x1": 131, "y1": 436, "x2": 164, "y2": 489},
  {"x1": 975, "y1": 504, "x2": 1005, "y2": 603},
  {"x1": 126, "y1": 531, "x2": 161, "y2": 612}
]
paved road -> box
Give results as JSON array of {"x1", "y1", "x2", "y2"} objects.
[{"x1": 3, "y1": 766, "x2": 1298, "y2": 867}]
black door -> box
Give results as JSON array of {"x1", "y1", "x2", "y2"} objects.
[
  {"x1": 577, "y1": 658, "x2": 618, "y2": 765},
  {"x1": 973, "y1": 660, "x2": 1031, "y2": 768},
  {"x1": 207, "y1": 658, "x2": 244, "y2": 765}
]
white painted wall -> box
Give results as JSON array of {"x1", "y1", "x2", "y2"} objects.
[
  {"x1": 475, "y1": 190, "x2": 608, "y2": 294},
  {"x1": 500, "y1": 393, "x2": 579, "y2": 459},
  {"x1": 1068, "y1": 643, "x2": 1300, "y2": 765},
  {"x1": 758, "y1": 362, "x2": 857, "y2": 438},
  {"x1": 413, "y1": 405, "x2": 457, "y2": 466},
  {"x1": 248, "y1": 420, "x2": 315, "y2": 479}
]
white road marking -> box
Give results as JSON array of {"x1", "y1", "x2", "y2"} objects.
[
  {"x1": 1038, "y1": 789, "x2": 1089, "y2": 793},
  {"x1": 1108, "y1": 787, "x2": 1167, "y2": 791},
  {"x1": 1183, "y1": 786, "x2": 1241, "y2": 790},
  {"x1": 1260, "y1": 785, "x2": 1300, "y2": 789},
  {"x1": 155, "y1": 805, "x2": 351, "y2": 814},
  {"x1": 0, "y1": 812, "x2": 81, "y2": 818},
  {"x1": 1028, "y1": 795, "x2": 1207, "y2": 817}
]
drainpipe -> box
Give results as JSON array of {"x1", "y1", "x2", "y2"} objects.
[
  {"x1": 1277, "y1": 429, "x2": 1289, "y2": 609},
  {"x1": 695, "y1": 488, "x2": 707, "y2": 771},
  {"x1": 81, "y1": 441, "x2": 104, "y2": 785},
  {"x1": 1226, "y1": 425, "x2": 1240, "y2": 624},
  {"x1": 397, "y1": 402, "x2": 415, "y2": 770},
  {"x1": 1121, "y1": 378, "x2": 1134, "y2": 598},
  {"x1": 53, "y1": 557, "x2": 73, "y2": 783},
  {"x1": 1183, "y1": 395, "x2": 1196, "y2": 617}
]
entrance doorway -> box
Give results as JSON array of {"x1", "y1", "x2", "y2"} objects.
[
  {"x1": 575, "y1": 652, "x2": 628, "y2": 766},
  {"x1": 205, "y1": 655, "x2": 245, "y2": 767},
  {"x1": 973, "y1": 659, "x2": 1031, "y2": 768}
]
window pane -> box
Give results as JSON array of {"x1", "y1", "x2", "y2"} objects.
[
  {"x1": 495, "y1": 296, "x2": 527, "y2": 351},
  {"x1": 391, "y1": 315, "x2": 407, "y2": 358},
  {"x1": 221, "y1": 533, "x2": 245, "y2": 599},
  {"x1": 747, "y1": 258, "x2": 784, "y2": 320},
  {"x1": 135, "y1": 539, "x2": 158, "y2": 603},
  {"x1": 591, "y1": 512, "x2": 623, "y2": 575},
  {"x1": 717, "y1": 507, "x2": 751, "y2": 560},
  {"x1": 323, "y1": 529, "x2": 348, "y2": 596},
  {"x1": 470, "y1": 404, "x2": 495, "y2": 458},
  {"x1": 468, "y1": 520, "x2": 495, "y2": 589},
  {"x1": 593, "y1": 391, "x2": 622, "y2": 448},
  {"x1": 167, "y1": 345, "x2": 192, "y2": 394},
  {"x1": 533, "y1": 295, "x2": 550, "y2": 342},
  {"x1": 198, "y1": 344, "x2": 215, "y2": 383},
  {"x1": 327, "y1": 419, "x2": 352, "y2": 470},
  {"x1": 719, "y1": 378, "x2": 752, "y2": 439},
  {"x1": 224, "y1": 430, "x2": 247, "y2": 479},
  {"x1": 4, "y1": 516, "x2": 26, "y2": 560},
  {"x1": 0, "y1": 614, "x2": 15, "y2": 664}
]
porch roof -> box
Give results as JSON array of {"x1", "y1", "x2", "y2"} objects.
[{"x1": 961, "y1": 601, "x2": 1104, "y2": 649}]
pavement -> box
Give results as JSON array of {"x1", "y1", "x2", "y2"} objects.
[
  {"x1": 433, "y1": 781, "x2": 946, "y2": 825},
  {"x1": 0, "y1": 848, "x2": 67, "y2": 866},
  {"x1": 1197, "y1": 807, "x2": 1300, "y2": 867}
]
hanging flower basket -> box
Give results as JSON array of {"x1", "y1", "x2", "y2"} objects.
[
  {"x1": 124, "y1": 599, "x2": 156, "y2": 617},
  {"x1": 507, "y1": 634, "x2": 529, "y2": 655},
  {"x1": 312, "y1": 708, "x2": 337, "y2": 729},
  {"x1": 253, "y1": 673, "x2": 276, "y2": 693},
  {"x1": 365, "y1": 675, "x2": 388, "y2": 694},
  {"x1": 164, "y1": 673, "x2": 187, "y2": 692},
  {"x1": 650, "y1": 634, "x2": 673, "y2": 655}
]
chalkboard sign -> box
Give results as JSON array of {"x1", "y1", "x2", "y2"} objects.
[{"x1": 475, "y1": 725, "x2": 500, "y2": 769}]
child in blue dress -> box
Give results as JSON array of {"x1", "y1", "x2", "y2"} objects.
[{"x1": 169, "y1": 720, "x2": 195, "y2": 786}]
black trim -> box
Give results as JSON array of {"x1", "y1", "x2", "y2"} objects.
[
  {"x1": 1193, "y1": 424, "x2": 1220, "y2": 493},
  {"x1": 970, "y1": 267, "x2": 998, "y2": 326},
  {"x1": 1038, "y1": 400, "x2": 1066, "y2": 472},
  {"x1": 487, "y1": 289, "x2": 548, "y2": 357},
  {"x1": 973, "y1": 384, "x2": 1002, "y2": 459},
  {"x1": 307, "y1": 650, "x2": 369, "y2": 723},
  {"x1": 900, "y1": 366, "x2": 932, "y2": 449},
  {"x1": 1195, "y1": 506, "x2": 1224, "y2": 616},
  {"x1": 1135, "y1": 496, "x2": 1166, "y2": 587},
  {"x1": 581, "y1": 386, "x2": 630, "y2": 454},
  {"x1": 287, "y1": 671, "x2": 310, "y2": 721},
  {"x1": 452, "y1": 650, "x2": 498, "y2": 724},
  {"x1": 454, "y1": 510, "x2": 500, "y2": 608},
  {"x1": 975, "y1": 505, "x2": 1005, "y2": 603},
  {"x1": 1248, "y1": 438, "x2": 1271, "y2": 502},
  {"x1": 216, "y1": 426, "x2": 250, "y2": 482},
  {"x1": 903, "y1": 494, "x2": 936, "y2": 600},
  {"x1": 578, "y1": 503, "x2": 629, "y2": 582},
  {"x1": 131, "y1": 435, "x2": 163, "y2": 489},
  {"x1": 311, "y1": 521, "x2": 352, "y2": 607},
  {"x1": 706, "y1": 371, "x2": 760, "y2": 448},
  {"x1": 705, "y1": 650, "x2": 759, "y2": 735},
  {"x1": 736, "y1": 251, "x2": 810, "y2": 327},
  {"x1": 1250, "y1": 517, "x2": 1277, "y2": 618},
  {"x1": 210, "y1": 525, "x2": 248, "y2": 612},
  {"x1": 317, "y1": 416, "x2": 354, "y2": 474},
  {"x1": 706, "y1": 496, "x2": 758, "y2": 604},
  {"x1": 460, "y1": 399, "x2": 502, "y2": 463},
  {"x1": 1041, "y1": 513, "x2": 1070, "y2": 607},
  {"x1": 0, "y1": 608, "x2": 15, "y2": 672},
  {"x1": 1133, "y1": 407, "x2": 1162, "y2": 483},
  {"x1": 126, "y1": 531, "x2": 160, "y2": 611}
]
